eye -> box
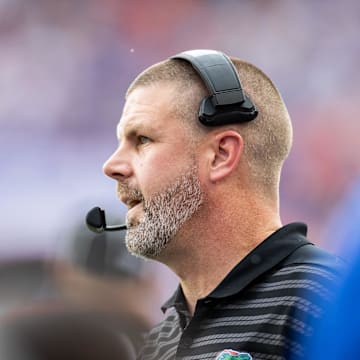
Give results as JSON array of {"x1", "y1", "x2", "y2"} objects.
[{"x1": 138, "y1": 135, "x2": 151, "y2": 145}]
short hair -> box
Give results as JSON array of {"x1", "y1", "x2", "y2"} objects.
[
  {"x1": 126, "y1": 58, "x2": 207, "y2": 141},
  {"x1": 126, "y1": 54, "x2": 293, "y2": 193}
]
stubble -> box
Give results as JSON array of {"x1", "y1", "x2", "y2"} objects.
[{"x1": 125, "y1": 165, "x2": 203, "y2": 259}]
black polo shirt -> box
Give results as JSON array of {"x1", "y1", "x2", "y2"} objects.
[{"x1": 138, "y1": 223, "x2": 344, "y2": 360}]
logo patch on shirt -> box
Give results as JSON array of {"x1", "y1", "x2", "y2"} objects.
[{"x1": 215, "y1": 349, "x2": 252, "y2": 360}]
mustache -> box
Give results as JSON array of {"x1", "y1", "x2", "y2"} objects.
[{"x1": 117, "y1": 183, "x2": 144, "y2": 203}]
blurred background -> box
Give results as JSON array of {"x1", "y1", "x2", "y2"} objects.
[{"x1": 0, "y1": 0, "x2": 359, "y2": 334}]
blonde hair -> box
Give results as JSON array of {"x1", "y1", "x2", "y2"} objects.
[
  {"x1": 229, "y1": 58, "x2": 293, "y2": 191},
  {"x1": 126, "y1": 54, "x2": 293, "y2": 193},
  {"x1": 126, "y1": 59, "x2": 207, "y2": 140}
]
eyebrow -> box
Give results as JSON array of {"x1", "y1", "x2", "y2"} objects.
[{"x1": 116, "y1": 118, "x2": 158, "y2": 141}]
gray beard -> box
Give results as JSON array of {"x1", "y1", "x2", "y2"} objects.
[{"x1": 125, "y1": 166, "x2": 203, "y2": 259}]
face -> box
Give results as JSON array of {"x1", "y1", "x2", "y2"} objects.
[{"x1": 103, "y1": 83, "x2": 204, "y2": 259}]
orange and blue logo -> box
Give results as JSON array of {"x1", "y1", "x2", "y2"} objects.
[{"x1": 215, "y1": 349, "x2": 252, "y2": 360}]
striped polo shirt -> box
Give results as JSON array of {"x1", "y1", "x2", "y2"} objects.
[{"x1": 137, "y1": 223, "x2": 344, "y2": 360}]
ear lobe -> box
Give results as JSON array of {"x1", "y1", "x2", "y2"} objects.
[{"x1": 209, "y1": 131, "x2": 244, "y2": 183}]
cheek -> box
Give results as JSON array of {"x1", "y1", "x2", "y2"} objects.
[{"x1": 137, "y1": 153, "x2": 189, "y2": 195}]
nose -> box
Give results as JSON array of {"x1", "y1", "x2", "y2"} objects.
[{"x1": 103, "y1": 147, "x2": 133, "y2": 181}]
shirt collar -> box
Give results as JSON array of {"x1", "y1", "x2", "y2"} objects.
[{"x1": 162, "y1": 222, "x2": 309, "y2": 312}]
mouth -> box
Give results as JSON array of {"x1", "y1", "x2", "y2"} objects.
[
  {"x1": 127, "y1": 198, "x2": 142, "y2": 210},
  {"x1": 125, "y1": 198, "x2": 144, "y2": 227},
  {"x1": 118, "y1": 192, "x2": 144, "y2": 210}
]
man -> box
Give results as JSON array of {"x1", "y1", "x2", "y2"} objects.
[{"x1": 103, "y1": 50, "x2": 344, "y2": 360}]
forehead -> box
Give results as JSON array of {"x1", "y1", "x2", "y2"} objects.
[{"x1": 117, "y1": 83, "x2": 179, "y2": 138}]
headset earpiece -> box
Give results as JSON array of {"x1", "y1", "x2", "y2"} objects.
[{"x1": 171, "y1": 49, "x2": 258, "y2": 126}]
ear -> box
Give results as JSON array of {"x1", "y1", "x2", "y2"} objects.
[{"x1": 208, "y1": 130, "x2": 244, "y2": 183}]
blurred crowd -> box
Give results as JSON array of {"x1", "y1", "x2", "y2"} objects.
[{"x1": 0, "y1": 0, "x2": 359, "y2": 356}]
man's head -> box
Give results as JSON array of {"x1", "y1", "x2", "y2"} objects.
[
  {"x1": 103, "y1": 50, "x2": 293, "y2": 260},
  {"x1": 126, "y1": 53, "x2": 293, "y2": 193}
]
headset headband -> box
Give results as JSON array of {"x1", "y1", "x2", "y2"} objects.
[{"x1": 171, "y1": 49, "x2": 258, "y2": 126}]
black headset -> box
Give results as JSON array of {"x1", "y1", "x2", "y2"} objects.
[{"x1": 171, "y1": 49, "x2": 258, "y2": 127}]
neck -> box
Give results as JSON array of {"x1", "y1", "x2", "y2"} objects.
[{"x1": 159, "y1": 191, "x2": 282, "y2": 315}]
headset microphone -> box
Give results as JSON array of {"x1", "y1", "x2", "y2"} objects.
[{"x1": 86, "y1": 206, "x2": 127, "y2": 233}]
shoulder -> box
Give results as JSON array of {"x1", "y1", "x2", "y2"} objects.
[
  {"x1": 142, "y1": 308, "x2": 179, "y2": 342},
  {"x1": 281, "y1": 243, "x2": 346, "y2": 275},
  {"x1": 271, "y1": 244, "x2": 346, "y2": 299},
  {"x1": 259, "y1": 244, "x2": 346, "y2": 288},
  {"x1": 247, "y1": 245, "x2": 346, "y2": 320},
  {"x1": 137, "y1": 308, "x2": 180, "y2": 360}
]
